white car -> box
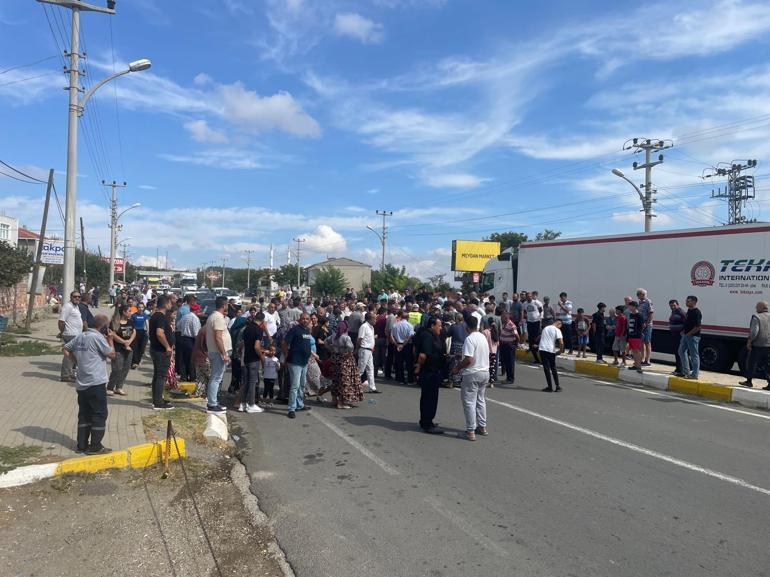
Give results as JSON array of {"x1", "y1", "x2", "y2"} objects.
[{"x1": 213, "y1": 287, "x2": 242, "y2": 306}]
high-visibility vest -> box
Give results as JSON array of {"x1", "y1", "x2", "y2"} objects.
[{"x1": 408, "y1": 311, "x2": 422, "y2": 326}]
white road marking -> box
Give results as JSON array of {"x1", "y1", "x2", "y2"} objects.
[
  {"x1": 424, "y1": 496, "x2": 511, "y2": 559},
  {"x1": 310, "y1": 411, "x2": 400, "y2": 476},
  {"x1": 487, "y1": 397, "x2": 770, "y2": 497},
  {"x1": 591, "y1": 379, "x2": 770, "y2": 421}
]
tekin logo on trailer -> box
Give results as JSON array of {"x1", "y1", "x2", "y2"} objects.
[{"x1": 691, "y1": 261, "x2": 716, "y2": 286}]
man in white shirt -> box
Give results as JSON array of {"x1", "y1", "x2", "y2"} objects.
[
  {"x1": 58, "y1": 291, "x2": 85, "y2": 382},
  {"x1": 451, "y1": 315, "x2": 489, "y2": 441},
  {"x1": 264, "y1": 302, "x2": 279, "y2": 337},
  {"x1": 539, "y1": 319, "x2": 564, "y2": 392},
  {"x1": 357, "y1": 313, "x2": 379, "y2": 393}
]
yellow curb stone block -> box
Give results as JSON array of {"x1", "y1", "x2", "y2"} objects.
[
  {"x1": 668, "y1": 377, "x2": 700, "y2": 396},
  {"x1": 698, "y1": 382, "x2": 732, "y2": 402},
  {"x1": 128, "y1": 439, "x2": 186, "y2": 469},
  {"x1": 178, "y1": 382, "x2": 196, "y2": 393},
  {"x1": 594, "y1": 364, "x2": 620, "y2": 379},
  {"x1": 574, "y1": 360, "x2": 596, "y2": 376},
  {"x1": 56, "y1": 450, "x2": 129, "y2": 475}
]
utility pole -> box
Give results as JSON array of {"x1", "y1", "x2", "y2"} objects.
[
  {"x1": 292, "y1": 237, "x2": 306, "y2": 289},
  {"x1": 103, "y1": 179, "x2": 127, "y2": 290},
  {"x1": 243, "y1": 249, "x2": 254, "y2": 291},
  {"x1": 376, "y1": 210, "x2": 392, "y2": 271},
  {"x1": 221, "y1": 256, "x2": 228, "y2": 288},
  {"x1": 120, "y1": 241, "x2": 129, "y2": 283},
  {"x1": 37, "y1": 0, "x2": 116, "y2": 296},
  {"x1": 704, "y1": 160, "x2": 758, "y2": 225},
  {"x1": 269, "y1": 244, "x2": 274, "y2": 295},
  {"x1": 622, "y1": 138, "x2": 672, "y2": 232},
  {"x1": 79, "y1": 216, "x2": 87, "y2": 287},
  {"x1": 25, "y1": 169, "x2": 55, "y2": 329}
]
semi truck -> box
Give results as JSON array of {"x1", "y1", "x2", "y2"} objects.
[{"x1": 480, "y1": 223, "x2": 770, "y2": 372}]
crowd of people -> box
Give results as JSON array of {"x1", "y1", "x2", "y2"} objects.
[{"x1": 56, "y1": 281, "x2": 770, "y2": 452}]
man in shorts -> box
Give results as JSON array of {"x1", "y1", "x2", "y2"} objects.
[
  {"x1": 626, "y1": 301, "x2": 644, "y2": 373},
  {"x1": 636, "y1": 288, "x2": 654, "y2": 366}
]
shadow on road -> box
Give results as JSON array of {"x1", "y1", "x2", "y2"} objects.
[{"x1": 13, "y1": 425, "x2": 73, "y2": 450}]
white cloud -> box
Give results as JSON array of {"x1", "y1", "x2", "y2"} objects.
[
  {"x1": 297, "y1": 225, "x2": 348, "y2": 254},
  {"x1": 423, "y1": 173, "x2": 488, "y2": 189},
  {"x1": 184, "y1": 119, "x2": 229, "y2": 144},
  {"x1": 193, "y1": 73, "x2": 213, "y2": 86},
  {"x1": 333, "y1": 12, "x2": 384, "y2": 44},
  {"x1": 137, "y1": 184, "x2": 157, "y2": 190},
  {"x1": 158, "y1": 149, "x2": 265, "y2": 169}
]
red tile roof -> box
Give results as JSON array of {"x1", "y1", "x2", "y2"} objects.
[{"x1": 18, "y1": 228, "x2": 39, "y2": 239}]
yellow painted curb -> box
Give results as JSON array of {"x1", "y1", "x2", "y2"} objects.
[
  {"x1": 177, "y1": 382, "x2": 196, "y2": 393},
  {"x1": 668, "y1": 377, "x2": 700, "y2": 396},
  {"x1": 53, "y1": 438, "x2": 186, "y2": 476},
  {"x1": 574, "y1": 359, "x2": 597, "y2": 376},
  {"x1": 128, "y1": 439, "x2": 186, "y2": 470},
  {"x1": 698, "y1": 382, "x2": 733, "y2": 402},
  {"x1": 594, "y1": 364, "x2": 620, "y2": 379}
]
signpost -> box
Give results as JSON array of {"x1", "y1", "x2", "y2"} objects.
[{"x1": 40, "y1": 239, "x2": 65, "y2": 265}]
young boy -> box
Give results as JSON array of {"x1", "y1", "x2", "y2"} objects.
[
  {"x1": 612, "y1": 305, "x2": 627, "y2": 367},
  {"x1": 261, "y1": 346, "x2": 280, "y2": 405},
  {"x1": 626, "y1": 301, "x2": 644, "y2": 373},
  {"x1": 575, "y1": 308, "x2": 591, "y2": 358}
]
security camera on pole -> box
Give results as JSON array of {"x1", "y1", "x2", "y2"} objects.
[{"x1": 37, "y1": 0, "x2": 151, "y2": 296}]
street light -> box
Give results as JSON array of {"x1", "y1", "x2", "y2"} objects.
[
  {"x1": 366, "y1": 225, "x2": 385, "y2": 271},
  {"x1": 611, "y1": 168, "x2": 652, "y2": 232},
  {"x1": 117, "y1": 237, "x2": 132, "y2": 284},
  {"x1": 40, "y1": 0, "x2": 153, "y2": 296},
  {"x1": 109, "y1": 203, "x2": 141, "y2": 288}
]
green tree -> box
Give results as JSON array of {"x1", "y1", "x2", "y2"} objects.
[
  {"x1": 485, "y1": 231, "x2": 529, "y2": 251},
  {"x1": 311, "y1": 266, "x2": 346, "y2": 297},
  {"x1": 535, "y1": 229, "x2": 562, "y2": 241},
  {"x1": 0, "y1": 242, "x2": 33, "y2": 287},
  {"x1": 370, "y1": 263, "x2": 410, "y2": 292},
  {"x1": 427, "y1": 273, "x2": 451, "y2": 292},
  {"x1": 273, "y1": 264, "x2": 305, "y2": 287}
]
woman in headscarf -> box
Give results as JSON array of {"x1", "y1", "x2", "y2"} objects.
[{"x1": 330, "y1": 320, "x2": 363, "y2": 409}]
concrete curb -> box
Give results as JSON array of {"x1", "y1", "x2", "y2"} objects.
[
  {"x1": 0, "y1": 438, "x2": 186, "y2": 489},
  {"x1": 514, "y1": 349, "x2": 770, "y2": 411}
]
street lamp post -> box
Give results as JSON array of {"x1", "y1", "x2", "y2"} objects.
[
  {"x1": 612, "y1": 168, "x2": 653, "y2": 232},
  {"x1": 366, "y1": 226, "x2": 385, "y2": 272},
  {"x1": 109, "y1": 201, "x2": 140, "y2": 288},
  {"x1": 39, "y1": 0, "x2": 151, "y2": 296}
]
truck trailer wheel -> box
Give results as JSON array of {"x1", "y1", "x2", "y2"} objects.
[{"x1": 698, "y1": 339, "x2": 731, "y2": 372}]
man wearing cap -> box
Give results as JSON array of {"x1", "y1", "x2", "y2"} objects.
[{"x1": 408, "y1": 303, "x2": 423, "y2": 327}]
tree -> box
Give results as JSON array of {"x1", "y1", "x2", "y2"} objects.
[
  {"x1": 273, "y1": 264, "x2": 305, "y2": 288},
  {"x1": 485, "y1": 231, "x2": 529, "y2": 252},
  {"x1": 370, "y1": 263, "x2": 410, "y2": 292},
  {"x1": 535, "y1": 229, "x2": 562, "y2": 241},
  {"x1": 427, "y1": 274, "x2": 451, "y2": 292},
  {"x1": 311, "y1": 266, "x2": 346, "y2": 297},
  {"x1": 0, "y1": 242, "x2": 33, "y2": 287}
]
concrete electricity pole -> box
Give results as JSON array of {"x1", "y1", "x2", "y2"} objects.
[
  {"x1": 37, "y1": 0, "x2": 150, "y2": 296},
  {"x1": 243, "y1": 249, "x2": 254, "y2": 290},
  {"x1": 366, "y1": 209, "x2": 392, "y2": 271},
  {"x1": 221, "y1": 256, "x2": 228, "y2": 288},
  {"x1": 704, "y1": 160, "x2": 758, "y2": 225},
  {"x1": 25, "y1": 169, "x2": 55, "y2": 329},
  {"x1": 292, "y1": 237, "x2": 306, "y2": 289},
  {"x1": 615, "y1": 138, "x2": 673, "y2": 232},
  {"x1": 103, "y1": 179, "x2": 126, "y2": 289}
]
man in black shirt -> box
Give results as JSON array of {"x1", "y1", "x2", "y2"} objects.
[
  {"x1": 240, "y1": 312, "x2": 265, "y2": 413},
  {"x1": 282, "y1": 312, "x2": 314, "y2": 419},
  {"x1": 679, "y1": 295, "x2": 702, "y2": 380},
  {"x1": 415, "y1": 317, "x2": 446, "y2": 434},
  {"x1": 591, "y1": 303, "x2": 607, "y2": 363},
  {"x1": 626, "y1": 301, "x2": 644, "y2": 373},
  {"x1": 149, "y1": 295, "x2": 174, "y2": 410}
]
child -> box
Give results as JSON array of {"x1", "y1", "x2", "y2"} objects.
[
  {"x1": 261, "y1": 346, "x2": 280, "y2": 405},
  {"x1": 575, "y1": 308, "x2": 591, "y2": 358},
  {"x1": 626, "y1": 301, "x2": 644, "y2": 373},
  {"x1": 612, "y1": 306, "x2": 627, "y2": 367}
]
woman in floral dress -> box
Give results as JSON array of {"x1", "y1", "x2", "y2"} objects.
[{"x1": 330, "y1": 320, "x2": 363, "y2": 409}]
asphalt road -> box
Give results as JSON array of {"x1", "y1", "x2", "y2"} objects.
[{"x1": 232, "y1": 362, "x2": 770, "y2": 577}]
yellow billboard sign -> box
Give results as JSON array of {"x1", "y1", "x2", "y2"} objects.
[{"x1": 451, "y1": 240, "x2": 501, "y2": 272}]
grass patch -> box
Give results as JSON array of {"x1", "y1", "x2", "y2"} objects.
[
  {"x1": 143, "y1": 407, "x2": 209, "y2": 445},
  {"x1": 6, "y1": 326, "x2": 32, "y2": 335},
  {"x1": 0, "y1": 445, "x2": 43, "y2": 474},
  {"x1": 0, "y1": 333, "x2": 60, "y2": 356}
]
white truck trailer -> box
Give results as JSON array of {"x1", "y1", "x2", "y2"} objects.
[{"x1": 481, "y1": 223, "x2": 769, "y2": 372}]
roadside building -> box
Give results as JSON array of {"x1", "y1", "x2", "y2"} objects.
[{"x1": 306, "y1": 258, "x2": 372, "y2": 292}]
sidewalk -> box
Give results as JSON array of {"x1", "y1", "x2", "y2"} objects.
[{"x1": 0, "y1": 309, "x2": 154, "y2": 458}]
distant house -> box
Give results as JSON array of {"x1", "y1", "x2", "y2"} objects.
[
  {"x1": 306, "y1": 257, "x2": 372, "y2": 292},
  {"x1": 17, "y1": 227, "x2": 40, "y2": 256},
  {"x1": 0, "y1": 214, "x2": 18, "y2": 246}
]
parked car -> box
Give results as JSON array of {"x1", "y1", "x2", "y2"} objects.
[{"x1": 212, "y1": 287, "x2": 241, "y2": 306}]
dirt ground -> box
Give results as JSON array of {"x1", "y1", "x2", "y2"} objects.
[{"x1": 0, "y1": 454, "x2": 286, "y2": 577}]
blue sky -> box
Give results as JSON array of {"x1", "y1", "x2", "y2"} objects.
[{"x1": 1, "y1": 0, "x2": 770, "y2": 279}]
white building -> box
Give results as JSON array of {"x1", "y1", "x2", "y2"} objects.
[{"x1": 0, "y1": 214, "x2": 19, "y2": 246}]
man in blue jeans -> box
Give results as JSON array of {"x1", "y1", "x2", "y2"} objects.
[
  {"x1": 205, "y1": 296, "x2": 232, "y2": 413},
  {"x1": 282, "y1": 312, "x2": 314, "y2": 419},
  {"x1": 679, "y1": 295, "x2": 702, "y2": 380}
]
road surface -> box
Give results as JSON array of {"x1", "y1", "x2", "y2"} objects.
[{"x1": 233, "y1": 362, "x2": 770, "y2": 577}]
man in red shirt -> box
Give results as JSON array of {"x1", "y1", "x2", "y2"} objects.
[{"x1": 612, "y1": 305, "x2": 627, "y2": 367}]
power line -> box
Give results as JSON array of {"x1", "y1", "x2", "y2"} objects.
[
  {"x1": 0, "y1": 55, "x2": 59, "y2": 75},
  {"x1": 0, "y1": 159, "x2": 48, "y2": 183},
  {"x1": 0, "y1": 71, "x2": 59, "y2": 88},
  {"x1": 0, "y1": 169, "x2": 42, "y2": 184}
]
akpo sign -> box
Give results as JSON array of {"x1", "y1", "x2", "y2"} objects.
[{"x1": 40, "y1": 240, "x2": 64, "y2": 264}]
